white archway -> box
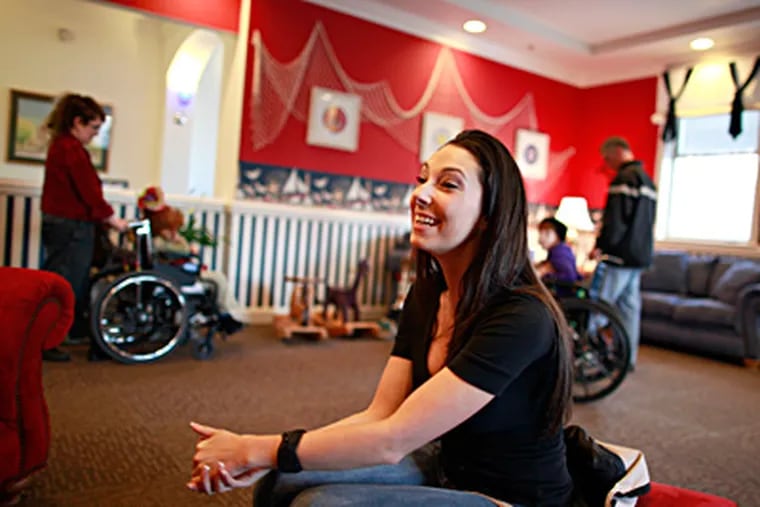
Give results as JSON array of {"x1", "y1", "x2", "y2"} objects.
[{"x1": 160, "y1": 29, "x2": 224, "y2": 197}]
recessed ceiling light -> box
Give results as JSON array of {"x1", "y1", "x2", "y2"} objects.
[
  {"x1": 463, "y1": 19, "x2": 487, "y2": 34},
  {"x1": 690, "y1": 37, "x2": 714, "y2": 51}
]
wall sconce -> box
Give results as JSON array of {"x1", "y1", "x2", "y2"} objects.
[
  {"x1": 177, "y1": 92, "x2": 193, "y2": 107},
  {"x1": 172, "y1": 92, "x2": 193, "y2": 126}
]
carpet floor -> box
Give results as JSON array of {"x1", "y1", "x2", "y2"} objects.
[{"x1": 20, "y1": 326, "x2": 760, "y2": 506}]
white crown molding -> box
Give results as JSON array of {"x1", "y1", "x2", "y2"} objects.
[
  {"x1": 591, "y1": 6, "x2": 760, "y2": 54},
  {"x1": 305, "y1": 0, "x2": 587, "y2": 86},
  {"x1": 304, "y1": 0, "x2": 760, "y2": 88},
  {"x1": 440, "y1": 0, "x2": 590, "y2": 53}
]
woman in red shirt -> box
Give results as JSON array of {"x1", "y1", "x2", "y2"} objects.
[{"x1": 40, "y1": 94, "x2": 128, "y2": 362}]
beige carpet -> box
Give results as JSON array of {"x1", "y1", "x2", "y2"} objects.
[{"x1": 20, "y1": 326, "x2": 760, "y2": 506}]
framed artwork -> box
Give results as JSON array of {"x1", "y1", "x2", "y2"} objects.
[
  {"x1": 6, "y1": 89, "x2": 113, "y2": 171},
  {"x1": 306, "y1": 87, "x2": 361, "y2": 152},
  {"x1": 419, "y1": 112, "x2": 464, "y2": 162},
  {"x1": 514, "y1": 128, "x2": 550, "y2": 180}
]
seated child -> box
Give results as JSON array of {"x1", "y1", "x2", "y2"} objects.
[
  {"x1": 138, "y1": 187, "x2": 243, "y2": 335},
  {"x1": 536, "y1": 217, "x2": 582, "y2": 285}
]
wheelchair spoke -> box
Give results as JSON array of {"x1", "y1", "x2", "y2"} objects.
[
  {"x1": 561, "y1": 297, "x2": 631, "y2": 403},
  {"x1": 92, "y1": 272, "x2": 187, "y2": 364}
]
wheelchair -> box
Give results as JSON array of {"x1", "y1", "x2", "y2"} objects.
[
  {"x1": 88, "y1": 220, "x2": 228, "y2": 364},
  {"x1": 546, "y1": 259, "x2": 632, "y2": 403}
]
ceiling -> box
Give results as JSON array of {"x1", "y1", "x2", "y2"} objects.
[{"x1": 306, "y1": 0, "x2": 760, "y2": 87}]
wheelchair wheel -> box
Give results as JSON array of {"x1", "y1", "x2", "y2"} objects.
[
  {"x1": 560, "y1": 297, "x2": 631, "y2": 403},
  {"x1": 90, "y1": 271, "x2": 187, "y2": 364}
]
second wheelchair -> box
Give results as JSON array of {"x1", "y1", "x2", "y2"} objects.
[
  {"x1": 88, "y1": 220, "x2": 234, "y2": 364},
  {"x1": 547, "y1": 259, "x2": 632, "y2": 403}
]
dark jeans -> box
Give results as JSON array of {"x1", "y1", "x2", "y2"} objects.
[
  {"x1": 253, "y1": 444, "x2": 507, "y2": 506},
  {"x1": 41, "y1": 214, "x2": 95, "y2": 338}
]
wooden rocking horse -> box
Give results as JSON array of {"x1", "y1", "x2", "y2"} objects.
[
  {"x1": 273, "y1": 276, "x2": 328, "y2": 341},
  {"x1": 323, "y1": 259, "x2": 368, "y2": 322},
  {"x1": 322, "y1": 259, "x2": 380, "y2": 338}
]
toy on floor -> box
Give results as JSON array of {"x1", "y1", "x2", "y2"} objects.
[
  {"x1": 379, "y1": 253, "x2": 415, "y2": 336},
  {"x1": 320, "y1": 259, "x2": 381, "y2": 339},
  {"x1": 323, "y1": 311, "x2": 381, "y2": 339},
  {"x1": 323, "y1": 259, "x2": 369, "y2": 322},
  {"x1": 273, "y1": 276, "x2": 328, "y2": 341}
]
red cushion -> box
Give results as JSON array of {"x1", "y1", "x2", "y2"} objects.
[{"x1": 638, "y1": 482, "x2": 737, "y2": 507}]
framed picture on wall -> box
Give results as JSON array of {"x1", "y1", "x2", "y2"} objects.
[
  {"x1": 514, "y1": 128, "x2": 550, "y2": 180},
  {"x1": 6, "y1": 89, "x2": 113, "y2": 171},
  {"x1": 419, "y1": 112, "x2": 464, "y2": 162},
  {"x1": 6, "y1": 90, "x2": 51, "y2": 164},
  {"x1": 306, "y1": 87, "x2": 361, "y2": 152}
]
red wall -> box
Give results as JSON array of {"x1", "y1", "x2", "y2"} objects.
[
  {"x1": 103, "y1": 0, "x2": 241, "y2": 32},
  {"x1": 241, "y1": 0, "x2": 658, "y2": 207},
  {"x1": 572, "y1": 78, "x2": 659, "y2": 209}
]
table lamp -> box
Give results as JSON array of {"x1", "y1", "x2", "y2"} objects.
[
  {"x1": 554, "y1": 196, "x2": 595, "y2": 269},
  {"x1": 555, "y1": 196, "x2": 594, "y2": 238}
]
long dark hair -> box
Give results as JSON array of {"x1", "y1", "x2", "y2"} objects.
[
  {"x1": 415, "y1": 129, "x2": 573, "y2": 434},
  {"x1": 46, "y1": 93, "x2": 105, "y2": 138}
]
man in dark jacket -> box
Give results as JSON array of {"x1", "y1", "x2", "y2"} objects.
[{"x1": 591, "y1": 137, "x2": 657, "y2": 369}]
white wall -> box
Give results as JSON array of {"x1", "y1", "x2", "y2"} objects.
[
  {"x1": 160, "y1": 29, "x2": 225, "y2": 197},
  {"x1": 187, "y1": 44, "x2": 223, "y2": 197},
  {"x1": 214, "y1": 0, "x2": 251, "y2": 200},
  {"x1": 0, "y1": 0, "x2": 241, "y2": 196}
]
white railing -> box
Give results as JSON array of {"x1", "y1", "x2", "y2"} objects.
[{"x1": 0, "y1": 179, "x2": 408, "y2": 321}]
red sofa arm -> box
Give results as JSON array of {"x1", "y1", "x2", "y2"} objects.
[
  {"x1": 0, "y1": 267, "x2": 74, "y2": 352},
  {"x1": 0, "y1": 267, "x2": 74, "y2": 490}
]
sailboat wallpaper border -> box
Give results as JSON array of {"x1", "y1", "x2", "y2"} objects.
[
  {"x1": 237, "y1": 162, "x2": 602, "y2": 229},
  {"x1": 238, "y1": 162, "x2": 414, "y2": 214}
]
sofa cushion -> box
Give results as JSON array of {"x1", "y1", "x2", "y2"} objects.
[
  {"x1": 686, "y1": 255, "x2": 717, "y2": 296},
  {"x1": 709, "y1": 261, "x2": 760, "y2": 305},
  {"x1": 672, "y1": 298, "x2": 736, "y2": 328},
  {"x1": 640, "y1": 252, "x2": 688, "y2": 294},
  {"x1": 641, "y1": 292, "x2": 684, "y2": 319},
  {"x1": 708, "y1": 258, "x2": 741, "y2": 296}
]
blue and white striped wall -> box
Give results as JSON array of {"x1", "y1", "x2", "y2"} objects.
[
  {"x1": 1, "y1": 179, "x2": 407, "y2": 321},
  {"x1": 229, "y1": 200, "x2": 408, "y2": 318}
]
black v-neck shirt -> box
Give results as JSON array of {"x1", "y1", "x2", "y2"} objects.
[{"x1": 391, "y1": 283, "x2": 572, "y2": 506}]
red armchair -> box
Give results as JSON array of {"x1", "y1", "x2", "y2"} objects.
[{"x1": 0, "y1": 267, "x2": 73, "y2": 504}]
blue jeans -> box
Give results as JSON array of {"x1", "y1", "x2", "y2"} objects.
[
  {"x1": 597, "y1": 265, "x2": 643, "y2": 366},
  {"x1": 252, "y1": 444, "x2": 503, "y2": 506}
]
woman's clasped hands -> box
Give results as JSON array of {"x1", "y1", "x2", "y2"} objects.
[{"x1": 187, "y1": 421, "x2": 271, "y2": 495}]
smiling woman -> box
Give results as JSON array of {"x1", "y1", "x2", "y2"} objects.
[
  {"x1": 188, "y1": 130, "x2": 574, "y2": 507},
  {"x1": 411, "y1": 145, "x2": 484, "y2": 260}
]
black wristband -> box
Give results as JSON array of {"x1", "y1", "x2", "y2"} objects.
[{"x1": 277, "y1": 429, "x2": 306, "y2": 473}]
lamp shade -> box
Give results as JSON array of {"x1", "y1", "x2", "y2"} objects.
[{"x1": 555, "y1": 196, "x2": 594, "y2": 232}]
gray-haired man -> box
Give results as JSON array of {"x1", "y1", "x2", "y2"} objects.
[{"x1": 591, "y1": 137, "x2": 657, "y2": 369}]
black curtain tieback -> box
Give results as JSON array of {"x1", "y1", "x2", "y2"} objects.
[
  {"x1": 729, "y1": 56, "x2": 760, "y2": 139},
  {"x1": 662, "y1": 67, "x2": 694, "y2": 143}
]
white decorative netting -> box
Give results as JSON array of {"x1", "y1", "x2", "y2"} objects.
[{"x1": 249, "y1": 22, "x2": 574, "y2": 179}]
